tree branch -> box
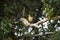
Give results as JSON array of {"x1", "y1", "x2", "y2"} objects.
[{"x1": 19, "y1": 16, "x2": 60, "y2": 28}]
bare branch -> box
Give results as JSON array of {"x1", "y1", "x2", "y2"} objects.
[
  {"x1": 19, "y1": 16, "x2": 60, "y2": 28},
  {"x1": 36, "y1": 18, "x2": 48, "y2": 25}
]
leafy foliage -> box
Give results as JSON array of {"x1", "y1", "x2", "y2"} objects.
[{"x1": 0, "y1": 0, "x2": 60, "y2": 40}]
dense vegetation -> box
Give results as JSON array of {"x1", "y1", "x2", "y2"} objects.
[{"x1": 0, "y1": 0, "x2": 60, "y2": 40}]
